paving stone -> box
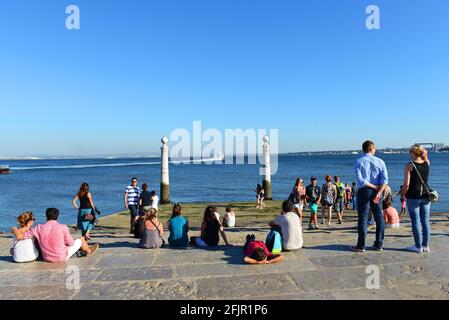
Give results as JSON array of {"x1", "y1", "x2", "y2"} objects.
[
  {"x1": 197, "y1": 273, "x2": 301, "y2": 299},
  {"x1": 0, "y1": 285, "x2": 78, "y2": 300},
  {"x1": 289, "y1": 267, "x2": 392, "y2": 293},
  {"x1": 73, "y1": 279, "x2": 196, "y2": 300},
  {"x1": 95, "y1": 266, "x2": 173, "y2": 282},
  {"x1": 0, "y1": 270, "x2": 101, "y2": 286},
  {"x1": 94, "y1": 252, "x2": 155, "y2": 269}
]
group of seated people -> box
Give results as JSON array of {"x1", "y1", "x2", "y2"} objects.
[
  {"x1": 10, "y1": 208, "x2": 99, "y2": 263},
  {"x1": 10, "y1": 200, "x2": 304, "y2": 265}
]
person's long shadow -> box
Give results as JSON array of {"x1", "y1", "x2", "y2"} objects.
[
  {"x1": 302, "y1": 244, "x2": 353, "y2": 252},
  {"x1": 97, "y1": 240, "x2": 139, "y2": 249},
  {"x1": 221, "y1": 246, "x2": 246, "y2": 265},
  {"x1": 0, "y1": 255, "x2": 15, "y2": 263}
]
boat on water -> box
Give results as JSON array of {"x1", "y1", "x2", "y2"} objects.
[
  {"x1": 438, "y1": 147, "x2": 449, "y2": 152},
  {"x1": 0, "y1": 165, "x2": 10, "y2": 174}
]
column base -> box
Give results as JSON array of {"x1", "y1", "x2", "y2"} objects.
[
  {"x1": 263, "y1": 180, "x2": 273, "y2": 200},
  {"x1": 160, "y1": 183, "x2": 170, "y2": 204}
]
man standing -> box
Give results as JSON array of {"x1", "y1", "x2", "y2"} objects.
[
  {"x1": 333, "y1": 176, "x2": 345, "y2": 224},
  {"x1": 352, "y1": 141, "x2": 388, "y2": 252},
  {"x1": 124, "y1": 177, "x2": 140, "y2": 234},
  {"x1": 305, "y1": 177, "x2": 321, "y2": 230}
]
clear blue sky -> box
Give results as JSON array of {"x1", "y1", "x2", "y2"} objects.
[{"x1": 1, "y1": 0, "x2": 448, "y2": 156}]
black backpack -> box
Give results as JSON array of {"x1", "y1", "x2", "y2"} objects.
[{"x1": 134, "y1": 217, "x2": 146, "y2": 239}]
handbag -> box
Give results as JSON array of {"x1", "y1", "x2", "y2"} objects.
[{"x1": 410, "y1": 162, "x2": 439, "y2": 203}]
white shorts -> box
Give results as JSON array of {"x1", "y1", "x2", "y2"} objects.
[
  {"x1": 293, "y1": 204, "x2": 303, "y2": 210},
  {"x1": 386, "y1": 223, "x2": 400, "y2": 229},
  {"x1": 66, "y1": 239, "x2": 83, "y2": 261}
]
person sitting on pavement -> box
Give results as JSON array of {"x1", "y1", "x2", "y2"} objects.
[
  {"x1": 10, "y1": 211, "x2": 39, "y2": 263},
  {"x1": 269, "y1": 200, "x2": 303, "y2": 251},
  {"x1": 12, "y1": 208, "x2": 99, "y2": 263}
]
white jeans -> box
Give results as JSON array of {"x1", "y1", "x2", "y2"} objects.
[{"x1": 66, "y1": 239, "x2": 83, "y2": 261}]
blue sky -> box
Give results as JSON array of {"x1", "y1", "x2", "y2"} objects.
[{"x1": 0, "y1": 0, "x2": 448, "y2": 156}]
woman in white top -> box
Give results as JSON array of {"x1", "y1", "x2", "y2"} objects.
[
  {"x1": 10, "y1": 211, "x2": 39, "y2": 263},
  {"x1": 223, "y1": 206, "x2": 236, "y2": 227},
  {"x1": 150, "y1": 191, "x2": 159, "y2": 211}
]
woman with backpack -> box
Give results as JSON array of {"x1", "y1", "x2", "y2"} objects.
[
  {"x1": 139, "y1": 208, "x2": 164, "y2": 249},
  {"x1": 321, "y1": 175, "x2": 337, "y2": 226}
]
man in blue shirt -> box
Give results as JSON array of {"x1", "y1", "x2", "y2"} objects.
[{"x1": 352, "y1": 141, "x2": 388, "y2": 252}]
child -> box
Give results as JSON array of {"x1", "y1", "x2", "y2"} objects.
[
  {"x1": 383, "y1": 199, "x2": 400, "y2": 229},
  {"x1": 243, "y1": 234, "x2": 284, "y2": 264},
  {"x1": 223, "y1": 206, "x2": 236, "y2": 227}
]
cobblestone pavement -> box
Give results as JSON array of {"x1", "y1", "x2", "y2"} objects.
[{"x1": 1, "y1": 215, "x2": 448, "y2": 300}]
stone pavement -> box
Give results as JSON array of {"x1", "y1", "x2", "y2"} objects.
[{"x1": 0, "y1": 214, "x2": 448, "y2": 300}]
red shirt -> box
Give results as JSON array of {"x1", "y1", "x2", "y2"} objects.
[
  {"x1": 244, "y1": 241, "x2": 273, "y2": 258},
  {"x1": 26, "y1": 220, "x2": 75, "y2": 262}
]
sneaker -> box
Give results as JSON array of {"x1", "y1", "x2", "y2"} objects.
[
  {"x1": 406, "y1": 245, "x2": 423, "y2": 253},
  {"x1": 351, "y1": 246, "x2": 365, "y2": 253},
  {"x1": 372, "y1": 245, "x2": 383, "y2": 252},
  {"x1": 422, "y1": 246, "x2": 430, "y2": 253}
]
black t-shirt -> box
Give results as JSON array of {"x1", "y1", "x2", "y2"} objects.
[
  {"x1": 140, "y1": 191, "x2": 152, "y2": 207},
  {"x1": 306, "y1": 185, "x2": 321, "y2": 204},
  {"x1": 203, "y1": 219, "x2": 220, "y2": 247},
  {"x1": 406, "y1": 162, "x2": 430, "y2": 199}
]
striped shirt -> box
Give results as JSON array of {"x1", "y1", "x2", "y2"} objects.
[{"x1": 125, "y1": 186, "x2": 140, "y2": 206}]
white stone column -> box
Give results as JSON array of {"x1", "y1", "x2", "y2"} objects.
[
  {"x1": 262, "y1": 135, "x2": 272, "y2": 200},
  {"x1": 160, "y1": 136, "x2": 170, "y2": 204}
]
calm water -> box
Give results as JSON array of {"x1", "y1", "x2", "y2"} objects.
[{"x1": 1, "y1": 153, "x2": 448, "y2": 231}]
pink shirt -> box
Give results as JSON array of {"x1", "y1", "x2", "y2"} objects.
[
  {"x1": 26, "y1": 220, "x2": 75, "y2": 262},
  {"x1": 244, "y1": 241, "x2": 273, "y2": 258},
  {"x1": 383, "y1": 207, "x2": 400, "y2": 225}
]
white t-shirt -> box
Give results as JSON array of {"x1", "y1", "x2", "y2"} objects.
[
  {"x1": 151, "y1": 195, "x2": 159, "y2": 210},
  {"x1": 12, "y1": 236, "x2": 39, "y2": 263},
  {"x1": 273, "y1": 212, "x2": 303, "y2": 250},
  {"x1": 224, "y1": 212, "x2": 235, "y2": 227}
]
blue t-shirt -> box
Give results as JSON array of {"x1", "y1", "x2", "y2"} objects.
[
  {"x1": 168, "y1": 216, "x2": 189, "y2": 247},
  {"x1": 125, "y1": 186, "x2": 140, "y2": 206}
]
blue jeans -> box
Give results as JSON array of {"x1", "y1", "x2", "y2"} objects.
[
  {"x1": 352, "y1": 196, "x2": 357, "y2": 210},
  {"x1": 356, "y1": 188, "x2": 385, "y2": 249},
  {"x1": 407, "y1": 198, "x2": 431, "y2": 248}
]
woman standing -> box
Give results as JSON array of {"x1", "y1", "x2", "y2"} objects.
[
  {"x1": 255, "y1": 184, "x2": 265, "y2": 209},
  {"x1": 344, "y1": 183, "x2": 352, "y2": 209},
  {"x1": 290, "y1": 178, "x2": 305, "y2": 224},
  {"x1": 402, "y1": 145, "x2": 431, "y2": 253},
  {"x1": 321, "y1": 175, "x2": 337, "y2": 226},
  {"x1": 72, "y1": 183, "x2": 96, "y2": 240}
]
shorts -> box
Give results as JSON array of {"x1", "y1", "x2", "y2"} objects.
[
  {"x1": 334, "y1": 198, "x2": 344, "y2": 213},
  {"x1": 308, "y1": 203, "x2": 318, "y2": 215},
  {"x1": 66, "y1": 239, "x2": 83, "y2": 261},
  {"x1": 293, "y1": 203, "x2": 303, "y2": 210},
  {"x1": 386, "y1": 223, "x2": 400, "y2": 229},
  {"x1": 128, "y1": 205, "x2": 139, "y2": 217}
]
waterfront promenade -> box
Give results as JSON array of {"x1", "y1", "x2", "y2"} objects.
[{"x1": 0, "y1": 202, "x2": 448, "y2": 300}]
